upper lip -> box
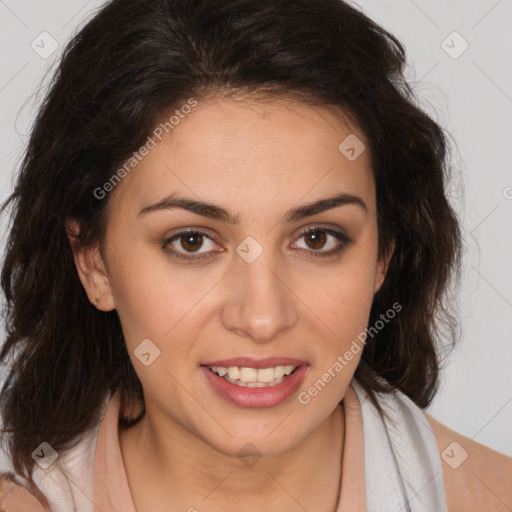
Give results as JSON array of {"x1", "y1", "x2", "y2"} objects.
[{"x1": 201, "y1": 357, "x2": 308, "y2": 369}]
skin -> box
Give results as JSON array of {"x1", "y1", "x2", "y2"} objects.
[{"x1": 68, "y1": 93, "x2": 393, "y2": 512}]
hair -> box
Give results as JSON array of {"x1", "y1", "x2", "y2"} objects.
[{"x1": 0, "y1": 0, "x2": 461, "y2": 506}]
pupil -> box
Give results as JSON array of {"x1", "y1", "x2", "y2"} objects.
[{"x1": 181, "y1": 233, "x2": 203, "y2": 252}]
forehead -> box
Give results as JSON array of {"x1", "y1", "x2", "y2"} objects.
[{"x1": 107, "y1": 95, "x2": 375, "y2": 220}]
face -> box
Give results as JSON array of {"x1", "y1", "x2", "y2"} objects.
[{"x1": 71, "y1": 94, "x2": 391, "y2": 458}]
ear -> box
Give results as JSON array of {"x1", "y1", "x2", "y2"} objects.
[
  {"x1": 374, "y1": 239, "x2": 395, "y2": 294},
  {"x1": 66, "y1": 219, "x2": 116, "y2": 311}
]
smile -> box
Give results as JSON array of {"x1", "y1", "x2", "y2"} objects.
[
  {"x1": 206, "y1": 365, "x2": 298, "y2": 387},
  {"x1": 201, "y1": 363, "x2": 309, "y2": 408}
]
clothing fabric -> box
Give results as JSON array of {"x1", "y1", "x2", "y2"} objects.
[
  {"x1": 352, "y1": 379, "x2": 448, "y2": 511},
  {"x1": 93, "y1": 382, "x2": 366, "y2": 511},
  {"x1": 0, "y1": 378, "x2": 451, "y2": 511}
]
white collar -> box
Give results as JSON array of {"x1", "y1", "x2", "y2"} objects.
[{"x1": 27, "y1": 380, "x2": 447, "y2": 512}]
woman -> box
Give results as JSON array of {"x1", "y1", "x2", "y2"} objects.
[{"x1": 0, "y1": 0, "x2": 510, "y2": 510}]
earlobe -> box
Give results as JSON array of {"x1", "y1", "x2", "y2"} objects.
[
  {"x1": 65, "y1": 219, "x2": 116, "y2": 311},
  {"x1": 374, "y1": 239, "x2": 395, "y2": 294}
]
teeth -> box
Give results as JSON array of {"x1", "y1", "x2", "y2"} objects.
[
  {"x1": 227, "y1": 367, "x2": 240, "y2": 380},
  {"x1": 240, "y1": 367, "x2": 258, "y2": 382},
  {"x1": 273, "y1": 366, "x2": 285, "y2": 380},
  {"x1": 208, "y1": 365, "x2": 298, "y2": 386},
  {"x1": 255, "y1": 367, "x2": 275, "y2": 383},
  {"x1": 283, "y1": 365, "x2": 296, "y2": 375},
  {"x1": 222, "y1": 374, "x2": 286, "y2": 388}
]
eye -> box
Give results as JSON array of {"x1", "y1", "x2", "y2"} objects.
[
  {"x1": 291, "y1": 226, "x2": 353, "y2": 258},
  {"x1": 162, "y1": 225, "x2": 353, "y2": 262},
  {"x1": 162, "y1": 229, "x2": 222, "y2": 261}
]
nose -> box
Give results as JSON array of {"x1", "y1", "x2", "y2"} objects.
[{"x1": 220, "y1": 250, "x2": 299, "y2": 344}]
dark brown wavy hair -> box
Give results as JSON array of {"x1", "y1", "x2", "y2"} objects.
[{"x1": 0, "y1": 0, "x2": 461, "y2": 506}]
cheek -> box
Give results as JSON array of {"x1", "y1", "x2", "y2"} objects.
[
  {"x1": 313, "y1": 269, "x2": 375, "y2": 339},
  {"x1": 312, "y1": 241, "x2": 379, "y2": 351},
  {"x1": 107, "y1": 238, "x2": 221, "y2": 352}
]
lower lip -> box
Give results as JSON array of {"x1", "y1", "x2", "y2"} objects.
[{"x1": 200, "y1": 365, "x2": 309, "y2": 408}]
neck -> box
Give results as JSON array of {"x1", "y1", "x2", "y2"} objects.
[{"x1": 119, "y1": 402, "x2": 345, "y2": 512}]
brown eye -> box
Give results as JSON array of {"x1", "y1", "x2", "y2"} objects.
[
  {"x1": 303, "y1": 229, "x2": 327, "y2": 250},
  {"x1": 292, "y1": 226, "x2": 353, "y2": 258},
  {"x1": 180, "y1": 232, "x2": 204, "y2": 252},
  {"x1": 162, "y1": 230, "x2": 221, "y2": 261}
]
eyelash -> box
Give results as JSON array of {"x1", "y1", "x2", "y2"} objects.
[{"x1": 162, "y1": 226, "x2": 353, "y2": 262}]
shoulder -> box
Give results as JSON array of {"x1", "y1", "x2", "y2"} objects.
[
  {"x1": 0, "y1": 473, "x2": 50, "y2": 511},
  {"x1": 426, "y1": 413, "x2": 512, "y2": 512}
]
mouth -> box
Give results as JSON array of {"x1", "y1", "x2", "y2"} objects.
[
  {"x1": 204, "y1": 364, "x2": 300, "y2": 388},
  {"x1": 200, "y1": 358, "x2": 309, "y2": 408}
]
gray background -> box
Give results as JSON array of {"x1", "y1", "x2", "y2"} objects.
[{"x1": 0, "y1": 0, "x2": 511, "y2": 473}]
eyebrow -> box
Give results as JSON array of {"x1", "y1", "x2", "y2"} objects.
[{"x1": 138, "y1": 192, "x2": 367, "y2": 224}]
